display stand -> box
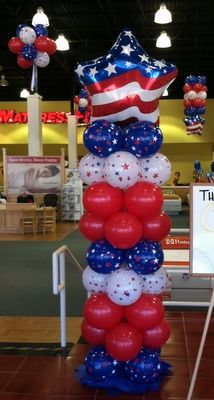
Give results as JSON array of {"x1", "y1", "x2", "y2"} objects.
[{"x1": 61, "y1": 169, "x2": 83, "y2": 221}]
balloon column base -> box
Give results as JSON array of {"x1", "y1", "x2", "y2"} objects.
[{"x1": 75, "y1": 361, "x2": 171, "y2": 395}]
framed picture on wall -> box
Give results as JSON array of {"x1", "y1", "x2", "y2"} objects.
[
  {"x1": 190, "y1": 183, "x2": 214, "y2": 276},
  {"x1": 6, "y1": 156, "x2": 62, "y2": 194}
]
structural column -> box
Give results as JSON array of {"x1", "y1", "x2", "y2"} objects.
[
  {"x1": 67, "y1": 114, "x2": 78, "y2": 168},
  {"x1": 27, "y1": 93, "x2": 43, "y2": 156}
]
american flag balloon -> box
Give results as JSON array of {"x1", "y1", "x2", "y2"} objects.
[{"x1": 75, "y1": 28, "x2": 178, "y2": 127}]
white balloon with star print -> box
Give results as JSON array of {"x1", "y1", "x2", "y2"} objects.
[
  {"x1": 106, "y1": 267, "x2": 142, "y2": 305},
  {"x1": 140, "y1": 152, "x2": 171, "y2": 186},
  {"x1": 78, "y1": 153, "x2": 106, "y2": 185},
  {"x1": 82, "y1": 266, "x2": 107, "y2": 294},
  {"x1": 141, "y1": 266, "x2": 170, "y2": 295},
  {"x1": 103, "y1": 151, "x2": 141, "y2": 189}
]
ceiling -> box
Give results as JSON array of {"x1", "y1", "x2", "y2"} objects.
[{"x1": 1, "y1": 0, "x2": 214, "y2": 107}]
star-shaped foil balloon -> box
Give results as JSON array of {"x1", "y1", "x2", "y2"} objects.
[{"x1": 75, "y1": 28, "x2": 178, "y2": 127}]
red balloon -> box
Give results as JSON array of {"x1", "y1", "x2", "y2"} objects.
[
  {"x1": 142, "y1": 211, "x2": 171, "y2": 242},
  {"x1": 105, "y1": 322, "x2": 142, "y2": 361},
  {"x1": 124, "y1": 294, "x2": 164, "y2": 331},
  {"x1": 193, "y1": 83, "x2": 203, "y2": 92},
  {"x1": 17, "y1": 55, "x2": 33, "y2": 69},
  {"x1": 47, "y1": 38, "x2": 57, "y2": 55},
  {"x1": 104, "y1": 211, "x2": 143, "y2": 249},
  {"x1": 81, "y1": 319, "x2": 106, "y2": 345},
  {"x1": 8, "y1": 37, "x2": 24, "y2": 54},
  {"x1": 79, "y1": 212, "x2": 106, "y2": 241},
  {"x1": 183, "y1": 99, "x2": 192, "y2": 108},
  {"x1": 142, "y1": 319, "x2": 171, "y2": 348},
  {"x1": 34, "y1": 36, "x2": 51, "y2": 52},
  {"x1": 124, "y1": 182, "x2": 163, "y2": 219},
  {"x1": 192, "y1": 97, "x2": 203, "y2": 107},
  {"x1": 183, "y1": 83, "x2": 192, "y2": 93},
  {"x1": 83, "y1": 182, "x2": 124, "y2": 218},
  {"x1": 83, "y1": 293, "x2": 124, "y2": 329}
]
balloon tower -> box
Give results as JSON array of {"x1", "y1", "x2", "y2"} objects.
[{"x1": 75, "y1": 29, "x2": 178, "y2": 394}]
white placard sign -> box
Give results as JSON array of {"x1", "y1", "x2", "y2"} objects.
[{"x1": 190, "y1": 183, "x2": 214, "y2": 276}]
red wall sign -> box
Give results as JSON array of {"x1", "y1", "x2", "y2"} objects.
[{"x1": 0, "y1": 110, "x2": 70, "y2": 124}]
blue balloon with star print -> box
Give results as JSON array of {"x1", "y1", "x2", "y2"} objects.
[
  {"x1": 84, "y1": 345, "x2": 122, "y2": 381},
  {"x1": 124, "y1": 348, "x2": 162, "y2": 383},
  {"x1": 83, "y1": 119, "x2": 123, "y2": 157},
  {"x1": 123, "y1": 120, "x2": 163, "y2": 158},
  {"x1": 87, "y1": 239, "x2": 125, "y2": 274},
  {"x1": 21, "y1": 44, "x2": 37, "y2": 60},
  {"x1": 125, "y1": 240, "x2": 164, "y2": 275}
]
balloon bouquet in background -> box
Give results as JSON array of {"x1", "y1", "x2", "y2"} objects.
[
  {"x1": 194, "y1": 160, "x2": 214, "y2": 183},
  {"x1": 183, "y1": 75, "x2": 208, "y2": 135},
  {"x1": 75, "y1": 28, "x2": 177, "y2": 394},
  {"x1": 8, "y1": 22, "x2": 57, "y2": 90},
  {"x1": 74, "y1": 88, "x2": 91, "y2": 124}
]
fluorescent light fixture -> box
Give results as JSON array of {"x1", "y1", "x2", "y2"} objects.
[
  {"x1": 154, "y1": 3, "x2": 172, "y2": 24},
  {"x1": 55, "y1": 34, "x2": 69, "y2": 51},
  {"x1": 32, "y1": 7, "x2": 49, "y2": 27},
  {"x1": 20, "y1": 88, "x2": 30, "y2": 98},
  {"x1": 156, "y1": 31, "x2": 171, "y2": 48}
]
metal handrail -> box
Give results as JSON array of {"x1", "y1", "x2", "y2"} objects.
[{"x1": 52, "y1": 245, "x2": 83, "y2": 349}]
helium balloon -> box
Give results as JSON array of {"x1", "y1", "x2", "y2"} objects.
[
  {"x1": 142, "y1": 211, "x2": 171, "y2": 242},
  {"x1": 34, "y1": 35, "x2": 51, "y2": 52},
  {"x1": 78, "y1": 153, "x2": 105, "y2": 185},
  {"x1": 141, "y1": 266, "x2": 170, "y2": 295},
  {"x1": 82, "y1": 266, "x2": 107, "y2": 294},
  {"x1": 83, "y1": 119, "x2": 123, "y2": 157},
  {"x1": 34, "y1": 24, "x2": 48, "y2": 37},
  {"x1": 124, "y1": 293, "x2": 164, "y2": 330},
  {"x1": 124, "y1": 181, "x2": 163, "y2": 219},
  {"x1": 8, "y1": 37, "x2": 24, "y2": 54},
  {"x1": 75, "y1": 28, "x2": 177, "y2": 127},
  {"x1": 17, "y1": 55, "x2": 33, "y2": 69},
  {"x1": 21, "y1": 44, "x2": 37, "y2": 60},
  {"x1": 105, "y1": 322, "x2": 142, "y2": 361},
  {"x1": 79, "y1": 212, "x2": 106, "y2": 241},
  {"x1": 86, "y1": 239, "x2": 124, "y2": 274},
  {"x1": 106, "y1": 268, "x2": 142, "y2": 306},
  {"x1": 140, "y1": 153, "x2": 172, "y2": 186},
  {"x1": 123, "y1": 121, "x2": 163, "y2": 158},
  {"x1": 84, "y1": 346, "x2": 122, "y2": 380},
  {"x1": 103, "y1": 151, "x2": 141, "y2": 189},
  {"x1": 126, "y1": 240, "x2": 164, "y2": 275},
  {"x1": 83, "y1": 182, "x2": 123, "y2": 218},
  {"x1": 83, "y1": 293, "x2": 124, "y2": 329},
  {"x1": 81, "y1": 319, "x2": 106, "y2": 345},
  {"x1": 142, "y1": 319, "x2": 171, "y2": 348},
  {"x1": 34, "y1": 51, "x2": 50, "y2": 67},
  {"x1": 46, "y1": 38, "x2": 57, "y2": 55},
  {"x1": 19, "y1": 26, "x2": 36, "y2": 44},
  {"x1": 104, "y1": 211, "x2": 143, "y2": 249},
  {"x1": 124, "y1": 348, "x2": 162, "y2": 383}
]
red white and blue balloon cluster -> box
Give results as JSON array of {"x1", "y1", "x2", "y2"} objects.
[
  {"x1": 74, "y1": 88, "x2": 91, "y2": 124},
  {"x1": 75, "y1": 28, "x2": 177, "y2": 394},
  {"x1": 8, "y1": 23, "x2": 57, "y2": 90},
  {"x1": 183, "y1": 75, "x2": 208, "y2": 135}
]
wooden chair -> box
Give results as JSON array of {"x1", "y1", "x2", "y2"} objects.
[
  {"x1": 38, "y1": 207, "x2": 56, "y2": 234},
  {"x1": 20, "y1": 208, "x2": 37, "y2": 234}
]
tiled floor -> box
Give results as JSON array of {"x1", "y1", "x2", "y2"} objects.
[{"x1": 0, "y1": 311, "x2": 213, "y2": 399}]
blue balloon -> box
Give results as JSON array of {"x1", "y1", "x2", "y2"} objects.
[
  {"x1": 194, "y1": 160, "x2": 201, "y2": 171},
  {"x1": 197, "y1": 106, "x2": 206, "y2": 115},
  {"x1": 125, "y1": 240, "x2": 164, "y2": 275},
  {"x1": 185, "y1": 75, "x2": 197, "y2": 85},
  {"x1": 84, "y1": 346, "x2": 122, "y2": 381},
  {"x1": 34, "y1": 24, "x2": 48, "y2": 37},
  {"x1": 87, "y1": 239, "x2": 124, "y2": 274},
  {"x1": 79, "y1": 88, "x2": 88, "y2": 98},
  {"x1": 16, "y1": 23, "x2": 27, "y2": 37},
  {"x1": 83, "y1": 119, "x2": 123, "y2": 157},
  {"x1": 198, "y1": 75, "x2": 207, "y2": 85},
  {"x1": 123, "y1": 120, "x2": 163, "y2": 158},
  {"x1": 184, "y1": 106, "x2": 197, "y2": 116},
  {"x1": 21, "y1": 44, "x2": 37, "y2": 60},
  {"x1": 124, "y1": 348, "x2": 162, "y2": 383}
]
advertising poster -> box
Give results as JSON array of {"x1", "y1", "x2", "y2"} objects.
[
  {"x1": 6, "y1": 156, "x2": 61, "y2": 194},
  {"x1": 190, "y1": 183, "x2": 214, "y2": 276}
]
